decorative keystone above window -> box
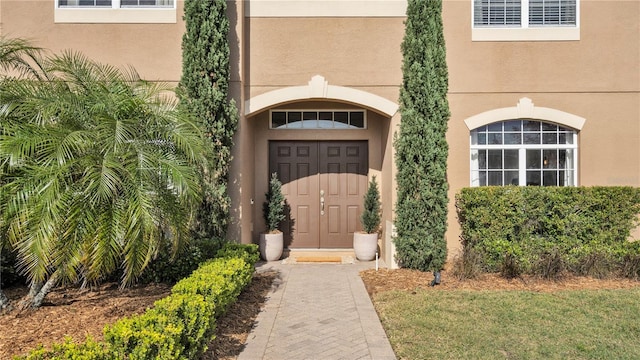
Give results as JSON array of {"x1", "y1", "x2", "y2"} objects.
[
  {"x1": 472, "y1": 0, "x2": 580, "y2": 41},
  {"x1": 55, "y1": 0, "x2": 176, "y2": 23},
  {"x1": 245, "y1": 75, "x2": 399, "y2": 118}
]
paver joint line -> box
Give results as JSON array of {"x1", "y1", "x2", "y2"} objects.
[{"x1": 237, "y1": 262, "x2": 396, "y2": 360}]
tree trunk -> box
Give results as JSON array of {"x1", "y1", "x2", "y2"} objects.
[
  {"x1": 18, "y1": 275, "x2": 57, "y2": 310},
  {"x1": 0, "y1": 247, "x2": 8, "y2": 311},
  {"x1": 0, "y1": 289, "x2": 10, "y2": 311},
  {"x1": 30, "y1": 275, "x2": 57, "y2": 308},
  {"x1": 28, "y1": 281, "x2": 43, "y2": 298}
]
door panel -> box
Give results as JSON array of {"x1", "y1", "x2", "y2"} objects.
[
  {"x1": 319, "y1": 142, "x2": 368, "y2": 248},
  {"x1": 270, "y1": 142, "x2": 319, "y2": 248},
  {"x1": 269, "y1": 141, "x2": 368, "y2": 249}
]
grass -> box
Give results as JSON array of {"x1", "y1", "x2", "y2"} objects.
[{"x1": 374, "y1": 288, "x2": 640, "y2": 359}]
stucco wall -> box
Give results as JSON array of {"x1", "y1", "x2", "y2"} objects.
[
  {"x1": 0, "y1": 0, "x2": 184, "y2": 83},
  {"x1": 442, "y1": 0, "x2": 640, "y2": 256},
  {"x1": 1, "y1": 0, "x2": 638, "y2": 257},
  {"x1": 245, "y1": 16, "x2": 404, "y2": 101}
]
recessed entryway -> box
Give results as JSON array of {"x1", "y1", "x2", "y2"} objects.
[{"x1": 269, "y1": 140, "x2": 368, "y2": 248}]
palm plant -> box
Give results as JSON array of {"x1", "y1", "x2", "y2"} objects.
[
  {"x1": 0, "y1": 46, "x2": 209, "y2": 308},
  {"x1": 0, "y1": 37, "x2": 44, "y2": 310}
]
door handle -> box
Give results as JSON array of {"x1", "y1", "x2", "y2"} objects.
[{"x1": 320, "y1": 190, "x2": 325, "y2": 215}]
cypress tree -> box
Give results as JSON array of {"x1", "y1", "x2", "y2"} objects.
[
  {"x1": 361, "y1": 176, "x2": 381, "y2": 234},
  {"x1": 394, "y1": 0, "x2": 450, "y2": 272},
  {"x1": 178, "y1": 0, "x2": 239, "y2": 240},
  {"x1": 263, "y1": 173, "x2": 285, "y2": 233}
]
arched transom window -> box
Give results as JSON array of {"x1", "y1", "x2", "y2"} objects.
[{"x1": 470, "y1": 119, "x2": 578, "y2": 186}]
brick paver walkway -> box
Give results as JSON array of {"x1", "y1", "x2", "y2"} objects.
[{"x1": 238, "y1": 261, "x2": 396, "y2": 360}]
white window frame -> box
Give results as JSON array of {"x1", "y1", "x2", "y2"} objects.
[
  {"x1": 269, "y1": 109, "x2": 367, "y2": 130},
  {"x1": 469, "y1": 121, "x2": 578, "y2": 187},
  {"x1": 464, "y1": 98, "x2": 586, "y2": 187},
  {"x1": 55, "y1": 0, "x2": 176, "y2": 24},
  {"x1": 472, "y1": 0, "x2": 580, "y2": 41}
]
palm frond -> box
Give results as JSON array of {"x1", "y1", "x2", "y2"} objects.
[{"x1": 1, "y1": 45, "x2": 211, "y2": 289}]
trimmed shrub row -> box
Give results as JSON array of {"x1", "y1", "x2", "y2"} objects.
[
  {"x1": 137, "y1": 237, "x2": 227, "y2": 285},
  {"x1": 19, "y1": 243, "x2": 259, "y2": 360},
  {"x1": 455, "y1": 186, "x2": 640, "y2": 279}
]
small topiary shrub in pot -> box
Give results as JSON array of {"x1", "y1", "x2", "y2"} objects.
[
  {"x1": 259, "y1": 173, "x2": 285, "y2": 261},
  {"x1": 354, "y1": 176, "x2": 381, "y2": 261}
]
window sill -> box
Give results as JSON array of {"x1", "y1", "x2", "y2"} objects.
[
  {"x1": 54, "y1": 7, "x2": 176, "y2": 24},
  {"x1": 472, "y1": 27, "x2": 580, "y2": 41}
]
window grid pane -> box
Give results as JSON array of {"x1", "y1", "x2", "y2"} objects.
[
  {"x1": 474, "y1": 0, "x2": 522, "y2": 26},
  {"x1": 121, "y1": 0, "x2": 174, "y2": 6},
  {"x1": 470, "y1": 119, "x2": 577, "y2": 187},
  {"x1": 529, "y1": 0, "x2": 577, "y2": 26},
  {"x1": 271, "y1": 110, "x2": 366, "y2": 129},
  {"x1": 474, "y1": 0, "x2": 576, "y2": 27},
  {"x1": 59, "y1": 0, "x2": 112, "y2": 6}
]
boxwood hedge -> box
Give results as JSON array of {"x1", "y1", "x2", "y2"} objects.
[
  {"x1": 19, "y1": 243, "x2": 259, "y2": 360},
  {"x1": 455, "y1": 186, "x2": 640, "y2": 279}
]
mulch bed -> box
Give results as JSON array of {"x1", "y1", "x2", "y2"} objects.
[
  {"x1": 360, "y1": 268, "x2": 640, "y2": 296},
  {"x1": 0, "y1": 270, "x2": 277, "y2": 360},
  {"x1": 0, "y1": 282, "x2": 171, "y2": 358},
  {"x1": 2, "y1": 266, "x2": 638, "y2": 359}
]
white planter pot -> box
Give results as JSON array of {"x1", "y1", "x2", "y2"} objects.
[
  {"x1": 353, "y1": 232, "x2": 378, "y2": 261},
  {"x1": 259, "y1": 232, "x2": 284, "y2": 261}
]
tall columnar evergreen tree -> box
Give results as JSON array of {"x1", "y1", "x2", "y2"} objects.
[
  {"x1": 178, "y1": 0, "x2": 239, "y2": 241},
  {"x1": 394, "y1": 0, "x2": 450, "y2": 272}
]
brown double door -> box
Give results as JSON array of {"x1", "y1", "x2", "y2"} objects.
[{"x1": 269, "y1": 141, "x2": 368, "y2": 248}]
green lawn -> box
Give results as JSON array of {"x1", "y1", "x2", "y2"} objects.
[{"x1": 374, "y1": 288, "x2": 640, "y2": 360}]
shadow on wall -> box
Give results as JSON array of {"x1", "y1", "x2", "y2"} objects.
[{"x1": 281, "y1": 199, "x2": 295, "y2": 248}]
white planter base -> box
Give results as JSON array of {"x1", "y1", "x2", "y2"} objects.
[
  {"x1": 259, "y1": 232, "x2": 284, "y2": 261},
  {"x1": 353, "y1": 232, "x2": 378, "y2": 261}
]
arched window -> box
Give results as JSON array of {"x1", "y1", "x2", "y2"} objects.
[{"x1": 470, "y1": 119, "x2": 578, "y2": 186}]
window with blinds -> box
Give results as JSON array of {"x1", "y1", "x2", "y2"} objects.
[
  {"x1": 474, "y1": 0, "x2": 522, "y2": 26},
  {"x1": 529, "y1": 0, "x2": 576, "y2": 26},
  {"x1": 121, "y1": 0, "x2": 174, "y2": 6},
  {"x1": 474, "y1": 0, "x2": 577, "y2": 27},
  {"x1": 59, "y1": 0, "x2": 111, "y2": 6},
  {"x1": 59, "y1": 0, "x2": 174, "y2": 7}
]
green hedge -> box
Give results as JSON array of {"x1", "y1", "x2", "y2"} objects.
[
  {"x1": 137, "y1": 237, "x2": 226, "y2": 285},
  {"x1": 18, "y1": 243, "x2": 259, "y2": 360},
  {"x1": 17, "y1": 337, "x2": 115, "y2": 360},
  {"x1": 455, "y1": 187, "x2": 640, "y2": 279}
]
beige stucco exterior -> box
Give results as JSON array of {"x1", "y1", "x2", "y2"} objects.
[{"x1": 2, "y1": 0, "x2": 638, "y2": 261}]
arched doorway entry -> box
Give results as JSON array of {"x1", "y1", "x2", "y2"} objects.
[{"x1": 247, "y1": 76, "x2": 398, "y2": 249}]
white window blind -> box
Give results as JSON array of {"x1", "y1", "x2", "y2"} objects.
[
  {"x1": 474, "y1": 0, "x2": 577, "y2": 27},
  {"x1": 121, "y1": 0, "x2": 174, "y2": 6},
  {"x1": 529, "y1": 0, "x2": 576, "y2": 26},
  {"x1": 474, "y1": 0, "x2": 522, "y2": 26},
  {"x1": 59, "y1": 0, "x2": 111, "y2": 6},
  {"x1": 59, "y1": 0, "x2": 173, "y2": 7}
]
